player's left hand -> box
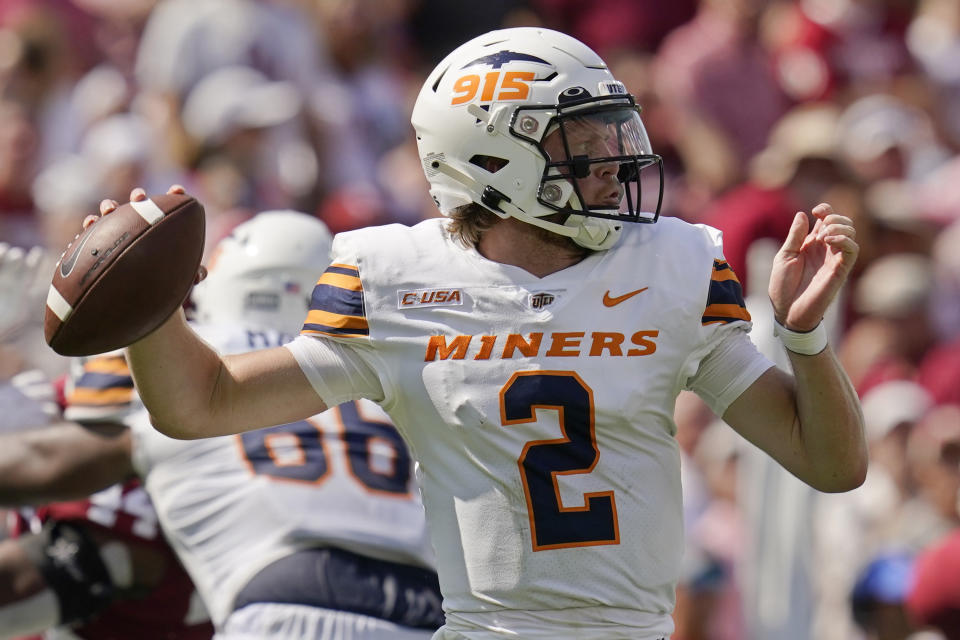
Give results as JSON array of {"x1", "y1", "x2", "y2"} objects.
[{"x1": 768, "y1": 203, "x2": 858, "y2": 332}]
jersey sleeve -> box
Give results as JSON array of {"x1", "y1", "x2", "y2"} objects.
[
  {"x1": 689, "y1": 223, "x2": 752, "y2": 329},
  {"x1": 701, "y1": 258, "x2": 752, "y2": 326},
  {"x1": 679, "y1": 223, "x2": 773, "y2": 415},
  {"x1": 684, "y1": 327, "x2": 775, "y2": 416},
  {"x1": 301, "y1": 263, "x2": 369, "y2": 338},
  {"x1": 285, "y1": 335, "x2": 384, "y2": 406},
  {"x1": 291, "y1": 234, "x2": 386, "y2": 405},
  {"x1": 63, "y1": 352, "x2": 142, "y2": 423}
]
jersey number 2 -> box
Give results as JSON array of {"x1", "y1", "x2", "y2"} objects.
[{"x1": 501, "y1": 371, "x2": 619, "y2": 551}]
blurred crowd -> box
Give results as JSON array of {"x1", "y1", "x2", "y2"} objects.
[{"x1": 0, "y1": 0, "x2": 958, "y2": 639}]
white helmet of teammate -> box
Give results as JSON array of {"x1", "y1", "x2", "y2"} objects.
[
  {"x1": 191, "y1": 211, "x2": 333, "y2": 334},
  {"x1": 411, "y1": 27, "x2": 663, "y2": 251}
]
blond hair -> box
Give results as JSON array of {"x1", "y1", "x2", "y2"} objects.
[{"x1": 445, "y1": 203, "x2": 501, "y2": 247}]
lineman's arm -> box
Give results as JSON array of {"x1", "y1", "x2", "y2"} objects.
[
  {"x1": 0, "y1": 535, "x2": 57, "y2": 638},
  {"x1": 723, "y1": 203, "x2": 866, "y2": 493},
  {"x1": 0, "y1": 422, "x2": 133, "y2": 505}
]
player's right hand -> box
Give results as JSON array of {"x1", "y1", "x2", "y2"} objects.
[
  {"x1": 86, "y1": 185, "x2": 206, "y2": 284},
  {"x1": 87, "y1": 184, "x2": 188, "y2": 228}
]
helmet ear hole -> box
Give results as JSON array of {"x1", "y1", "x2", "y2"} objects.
[{"x1": 469, "y1": 155, "x2": 509, "y2": 173}]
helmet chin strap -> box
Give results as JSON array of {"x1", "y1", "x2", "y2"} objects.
[
  {"x1": 432, "y1": 160, "x2": 619, "y2": 250},
  {"x1": 564, "y1": 213, "x2": 621, "y2": 250}
]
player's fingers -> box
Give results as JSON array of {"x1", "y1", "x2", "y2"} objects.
[
  {"x1": 82, "y1": 215, "x2": 100, "y2": 229},
  {"x1": 130, "y1": 187, "x2": 147, "y2": 202},
  {"x1": 817, "y1": 215, "x2": 854, "y2": 236},
  {"x1": 782, "y1": 212, "x2": 808, "y2": 253},
  {"x1": 98, "y1": 198, "x2": 118, "y2": 216},
  {"x1": 812, "y1": 202, "x2": 833, "y2": 219},
  {"x1": 194, "y1": 265, "x2": 207, "y2": 284},
  {"x1": 824, "y1": 235, "x2": 860, "y2": 260},
  {"x1": 1, "y1": 245, "x2": 23, "y2": 266},
  {"x1": 167, "y1": 184, "x2": 186, "y2": 195},
  {"x1": 821, "y1": 213, "x2": 853, "y2": 227},
  {"x1": 817, "y1": 222, "x2": 856, "y2": 241}
]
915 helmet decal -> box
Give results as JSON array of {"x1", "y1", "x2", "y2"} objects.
[{"x1": 412, "y1": 27, "x2": 663, "y2": 251}]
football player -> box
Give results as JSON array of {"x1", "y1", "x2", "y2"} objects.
[
  {"x1": 0, "y1": 372, "x2": 212, "y2": 640},
  {"x1": 127, "y1": 211, "x2": 441, "y2": 638},
  {"x1": 4, "y1": 212, "x2": 441, "y2": 640},
  {"x1": 95, "y1": 28, "x2": 866, "y2": 640}
]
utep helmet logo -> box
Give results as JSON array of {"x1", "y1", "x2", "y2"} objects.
[{"x1": 451, "y1": 51, "x2": 553, "y2": 106}]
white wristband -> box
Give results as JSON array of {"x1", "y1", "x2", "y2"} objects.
[{"x1": 774, "y1": 320, "x2": 828, "y2": 355}]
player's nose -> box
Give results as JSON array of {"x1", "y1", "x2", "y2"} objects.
[{"x1": 592, "y1": 159, "x2": 618, "y2": 179}]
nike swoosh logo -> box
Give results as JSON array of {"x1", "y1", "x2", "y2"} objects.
[
  {"x1": 60, "y1": 228, "x2": 97, "y2": 278},
  {"x1": 602, "y1": 287, "x2": 649, "y2": 307}
]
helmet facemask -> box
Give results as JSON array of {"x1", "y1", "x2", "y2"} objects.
[
  {"x1": 501, "y1": 94, "x2": 663, "y2": 250},
  {"x1": 527, "y1": 96, "x2": 663, "y2": 225}
]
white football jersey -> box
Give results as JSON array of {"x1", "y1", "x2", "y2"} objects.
[
  {"x1": 288, "y1": 217, "x2": 773, "y2": 638},
  {"x1": 120, "y1": 325, "x2": 435, "y2": 627}
]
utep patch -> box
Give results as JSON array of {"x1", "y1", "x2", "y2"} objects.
[
  {"x1": 528, "y1": 290, "x2": 561, "y2": 310},
  {"x1": 398, "y1": 288, "x2": 465, "y2": 309}
]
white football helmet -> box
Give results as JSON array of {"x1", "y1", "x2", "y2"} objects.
[
  {"x1": 191, "y1": 211, "x2": 333, "y2": 334},
  {"x1": 411, "y1": 27, "x2": 663, "y2": 250}
]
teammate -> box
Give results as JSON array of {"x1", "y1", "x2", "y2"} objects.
[
  {"x1": 93, "y1": 28, "x2": 866, "y2": 639},
  {"x1": 127, "y1": 211, "x2": 441, "y2": 638},
  {"x1": 5, "y1": 212, "x2": 441, "y2": 639}
]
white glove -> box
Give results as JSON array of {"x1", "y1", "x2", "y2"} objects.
[{"x1": 0, "y1": 243, "x2": 55, "y2": 343}]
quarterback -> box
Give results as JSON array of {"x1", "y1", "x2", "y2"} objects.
[{"x1": 94, "y1": 28, "x2": 866, "y2": 640}]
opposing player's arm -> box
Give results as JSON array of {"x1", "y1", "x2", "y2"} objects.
[
  {"x1": 0, "y1": 519, "x2": 173, "y2": 638},
  {"x1": 0, "y1": 422, "x2": 133, "y2": 505},
  {"x1": 0, "y1": 534, "x2": 57, "y2": 639},
  {"x1": 126, "y1": 309, "x2": 328, "y2": 439},
  {"x1": 723, "y1": 349, "x2": 866, "y2": 493}
]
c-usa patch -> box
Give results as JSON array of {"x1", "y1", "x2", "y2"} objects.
[{"x1": 398, "y1": 287, "x2": 464, "y2": 309}]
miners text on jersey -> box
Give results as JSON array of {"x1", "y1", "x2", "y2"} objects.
[{"x1": 424, "y1": 330, "x2": 659, "y2": 361}]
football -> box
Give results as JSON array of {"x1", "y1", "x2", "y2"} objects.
[{"x1": 44, "y1": 193, "x2": 206, "y2": 356}]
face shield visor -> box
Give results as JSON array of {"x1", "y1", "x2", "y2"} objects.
[{"x1": 512, "y1": 96, "x2": 663, "y2": 224}]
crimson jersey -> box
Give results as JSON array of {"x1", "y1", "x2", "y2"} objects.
[
  {"x1": 7, "y1": 358, "x2": 213, "y2": 640},
  {"x1": 11, "y1": 480, "x2": 212, "y2": 640}
]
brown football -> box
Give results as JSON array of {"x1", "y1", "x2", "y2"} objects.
[{"x1": 45, "y1": 193, "x2": 206, "y2": 356}]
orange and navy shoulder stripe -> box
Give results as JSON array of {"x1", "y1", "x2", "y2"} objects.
[
  {"x1": 301, "y1": 263, "x2": 369, "y2": 338},
  {"x1": 66, "y1": 354, "x2": 134, "y2": 410},
  {"x1": 702, "y1": 259, "x2": 751, "y2": 325}
]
